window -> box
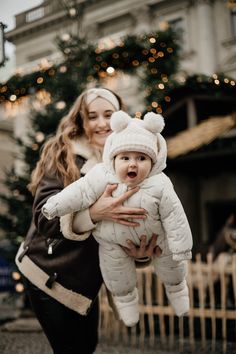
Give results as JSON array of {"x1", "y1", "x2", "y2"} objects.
[
  {"x1": 168, "y1": 18, "x2": 184, "y2": 37},
  {"x1": 26, "y1": 7, "x2": 44, "y2": 23},
  {"x1": 231, "y1": 8, "x2": 236, "y2": 37}
]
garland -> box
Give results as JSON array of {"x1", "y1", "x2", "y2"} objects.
[{"x1": 0, "y1": 27, "x2": 235, "y2": 114}]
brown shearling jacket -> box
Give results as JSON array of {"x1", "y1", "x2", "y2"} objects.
[{"x1": 15, "y1": 156, "x2": 103, "y2": 316}]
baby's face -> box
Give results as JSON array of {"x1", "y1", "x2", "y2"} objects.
[{"x1": 114, "y1": 151, "x2": 152, "y2": 187}]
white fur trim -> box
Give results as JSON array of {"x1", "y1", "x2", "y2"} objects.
[
  {"x1": 71, "y1": 136, "x2": 94, "y2": 159},
  {"x1": 60, "y1": 214, "x2": 91, "y2": 241},
  {"x1": 71, "y1": 136, "x2": 102, "y2": 175},
  {"x1": 72, "y1": 209, "x2": 97, "y2": 233},
  {"x1": 15, "y1": 243, "x2": 92, "y2": 315}
]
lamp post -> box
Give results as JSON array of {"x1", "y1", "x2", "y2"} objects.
[{"x1": 0, "y1": 22, "x2": 7, "y2": 67}]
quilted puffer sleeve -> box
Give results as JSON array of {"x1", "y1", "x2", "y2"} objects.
[
  {"x1": 159, "y1": 178, "x2": 193, "y2": 261},
  {"x1": 42, "y1": 163, "x2": 108, "y2": 219}
]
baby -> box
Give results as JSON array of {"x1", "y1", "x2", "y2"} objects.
[{"x1": 42, "y1": 111, "x2": 193, "y2": 327}]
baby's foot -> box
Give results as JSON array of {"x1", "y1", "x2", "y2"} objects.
[
  {"x1": 165, "y1": 281, "x2": 189, "y2": 317},
  {"x1": 114, "y1": 288, "x2": 139, "y2": 327}
]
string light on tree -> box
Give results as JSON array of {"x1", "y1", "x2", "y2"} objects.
[
  {"x1": 61, "y1": 33, "x2": 71, "y2": 41},
  {"x1": 37, "y1": 77, "x2": 44, "y2": 84},
  {"x1": 59, "y1": 65, "x2": 67, "y2": 73},
  {"x1": 135, "y1": 112, "x2": 142, "y2": 118},
  {"x1": 13, "y1": 190, "x2": 20, "y2": 197},
  {"x1": 35, "y1": 132, "x2": 45, "y2": 143},
  {"x1": 164, "y1": 96, "x2": 171, "y2": 102},
  {"x1": 106, "y1": 66, "x2": 115, "y2": 75},
  {"x1": 31, "y1": 143, "x2": 39, "y2": 151},
  {"x1": 10, "y1": 94, "x2": 17, "y2": 102},
  {"x1": 149, "y1": 37, "x2": 156, "y2": 44},
  {"x1": 55, "y1": 101, "x2": 66, "y2": 110},
  {"x1": 68, "y1": 7, "x2": 77, "y2": 18}
]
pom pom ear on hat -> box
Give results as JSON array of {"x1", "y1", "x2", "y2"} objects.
[
  {"x1": 143, "y1": 112, "x2": 165, "y2": 133},
  {"x1": 110, "y1": 111, "x2": 132, "y2": 132}
]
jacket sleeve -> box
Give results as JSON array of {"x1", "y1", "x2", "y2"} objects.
[
  {"x1": 42, "y1": 164, "x2": 108, "y2": 219},
  {"x1": 159, "y1": 179, "x2": 193, "y2": 261},
  {"x1": 33, "y1": 173, "x2": 64, "y2": 238}
]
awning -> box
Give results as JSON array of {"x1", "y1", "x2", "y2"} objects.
[{"x1": 167, "y1": 114, "x2": 236, "y2": 159}]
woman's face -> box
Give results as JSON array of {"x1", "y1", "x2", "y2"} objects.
[{"x1": 84, "y1": 97, "x2": 116, "y2": 148}]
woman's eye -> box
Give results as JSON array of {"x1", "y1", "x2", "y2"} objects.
[{"x1": 88, "y1": 115, "x2": 97, "y2": 120}]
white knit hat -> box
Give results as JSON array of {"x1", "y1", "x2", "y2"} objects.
[{"x1": 104, "y1": 110, "x2": 165, "y2": 164}]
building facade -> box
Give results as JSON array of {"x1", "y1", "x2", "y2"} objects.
[{"x1": 5, "y1": 0, "x2": 236, "y2": 79}]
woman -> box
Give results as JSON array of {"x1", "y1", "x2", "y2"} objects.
[{"x1": 15, "y1": 87, "x2": 160, "y2": 354}]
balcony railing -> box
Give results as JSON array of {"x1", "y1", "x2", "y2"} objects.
[
  {"x1": 15, "y1": 2, "x2": 60, "y2": 27},
  {"x1": 14, "y1": 0, "x2": 88, "y2": 28}
]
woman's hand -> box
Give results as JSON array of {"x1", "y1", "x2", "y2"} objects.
[
  {"x1": 122, "y1": 234, "x2": 162, "y2": 258},
  {"x1": 89, "y1": 184, "x2": 147, "y2": 227}
]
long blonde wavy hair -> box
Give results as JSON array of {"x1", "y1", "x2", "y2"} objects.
[{"x1": 29, "y1": 88, "x2": 124, "y2": 195}]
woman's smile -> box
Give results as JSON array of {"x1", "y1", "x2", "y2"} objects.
[{"x1": 96, "y1": 129, "x2": 111, "y2": 135}]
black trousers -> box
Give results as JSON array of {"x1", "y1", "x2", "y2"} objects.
[{"x1": 24, "y1": 278, "x2": 99, "y2": 354}]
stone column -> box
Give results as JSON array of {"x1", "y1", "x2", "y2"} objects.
[{"x1": 196, "y1": 0, "x2": 217, "y2": 75}]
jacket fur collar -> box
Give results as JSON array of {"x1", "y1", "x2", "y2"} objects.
[{"x1": 71, "y1": 136, "x2": 103, "y2": 175}]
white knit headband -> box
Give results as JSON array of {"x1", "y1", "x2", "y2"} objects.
[{"x1": 85, "y1": 88, "x2": 120, "y2": 111}]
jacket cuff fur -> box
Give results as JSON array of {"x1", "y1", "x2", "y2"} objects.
[
  {"x1": 72, "y1": 208, "x2": 97, "y2": 233},
  {"x1": 60, "y1": 213, "x2": 91, "y2": 241}
]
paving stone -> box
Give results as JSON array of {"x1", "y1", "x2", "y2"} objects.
[{"x1": 1, "y1": 328, "x2": 236, "y2": 354}]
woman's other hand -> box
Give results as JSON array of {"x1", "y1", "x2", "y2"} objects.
[
  {"x1": 89, "y1": 184, "x2": 146, "y2": 227},
  {"x1": 122, "y1": 234, "x2": 162, "y2": 259}
]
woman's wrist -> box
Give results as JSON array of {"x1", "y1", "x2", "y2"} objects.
[{"x1": 135, "y1": 256, "x2": 152, "y2": 268}]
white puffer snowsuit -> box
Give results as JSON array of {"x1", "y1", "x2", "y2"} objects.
[{"x1": 43, "y1": 117, "x2": 192, "y2": 301}]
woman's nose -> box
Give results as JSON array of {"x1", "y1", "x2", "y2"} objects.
[{"x1": 97, "y1": 116, "x2": 107, "y2": 127}]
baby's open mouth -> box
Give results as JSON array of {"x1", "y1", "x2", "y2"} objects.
[{"x1": 127, "y1": 172, "x2": 137, "y2": 178}]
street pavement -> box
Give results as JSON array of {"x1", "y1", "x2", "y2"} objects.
[
  {"x1": 1, "y1": 317, "x2": 236, "y2": 354},
  {"x1": 0, "y1": 293, "x2": 236, "y2": 354}
]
